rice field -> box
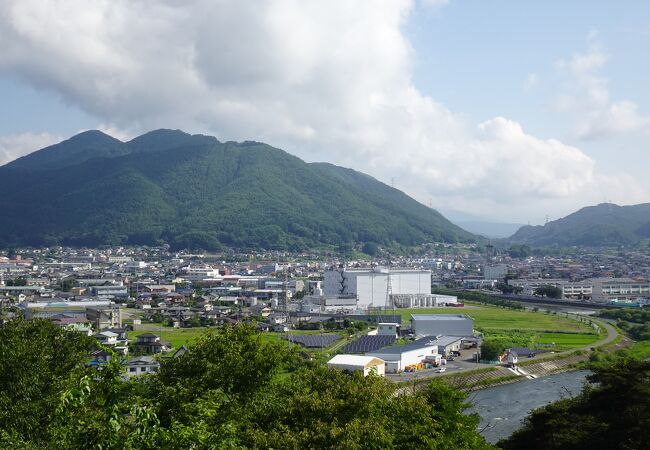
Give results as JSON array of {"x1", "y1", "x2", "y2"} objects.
[{"x1": 399, "y1": 305, "x2": 595, "y2": 333}]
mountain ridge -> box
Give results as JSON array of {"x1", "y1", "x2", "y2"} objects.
[
  {"x1": 0, "y1": 129, "x2": 477, "y2": 251},
  {"x1": 509, "y1": 202, "x2": 650, "y2": 247}
]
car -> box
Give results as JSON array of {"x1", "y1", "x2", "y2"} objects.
[
  {"x1": 447, "y1": 357, "x2": 455, "y2": 361},
  {"x1": 437, "y1": 368, "x2": 446, "y2": 373}
]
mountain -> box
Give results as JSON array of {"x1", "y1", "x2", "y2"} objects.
[
  {"x1": 0, "y1": 129, "x2": 477, "y2": 251},
  {"x1": 509, "y1": 203, "x2": 650, "y2": 247}
]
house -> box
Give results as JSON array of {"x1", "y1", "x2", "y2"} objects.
[
  {"x1": 86, "y1": 306, "x2": 122, "y2": 330},
  {"x1": 89, "y1": 349, "x2": 113, "y2": 366},
  {"x1": 501, "y1": 347, "x2": 540, "y2": 365},
  {"x1": 172, "y1": 345, "x2": 188, "y2": 358},
  {"x1": 134, "y1": 333, "x2": 171, "y2": 354},
  {"x1": 64, "y1": 323, "x2": 93, "y2": 336},
  {"x1": 105, "y1": 327, "x2": 128, "y2": 342},
  {"x1": 249, "y1": 304, "x2": 272, "y2": 317},
  {"x1": 96, "y1": 331, "x2": 118, "y2": 346},
  {"x1": 267, "y1": 312, "x2": 287, "y2": 324},
  {"x1": 124, "y1": 356, "x2": 160, "y2": 377},
  {"x1": 327, "y1": 355, "x2": 386, "y2": 377}
]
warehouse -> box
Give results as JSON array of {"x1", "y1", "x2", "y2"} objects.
[
  {"x1": 366, "y1": 341, "x2": 439, "y2": 373},
  {"x1": 323, "y1": 267, "x2": 431, "y2": 309},
  {"x1": 413, "y1": 335, "x2": 464, "y2": 357},
  {"x1": 327, "y1": 354, "x2": 386, "y2": 377},
  {"x1": 410, "y1": 314, "x2": 473, "y2": 338}
]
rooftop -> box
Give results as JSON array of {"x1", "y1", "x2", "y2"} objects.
[
  {"x1": 410, "y1": 314, "x2": 470, "y2": 321},
  {"x1": 327, "y1": 354, "x2": 384, "y2": 367}
]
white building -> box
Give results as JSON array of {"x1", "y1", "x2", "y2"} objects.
[
  {"x1": 483, "y1": 264, "x2": 508, "y2": 281},
  {"x1": 327, "y1": 354, "x2": 386, "y2": 377},
  {"x1": 323, "y1": 267, "x2": 432, "y2": 309},
  {"x1": 366, "y1": 341, "x2": 439, "y2": 373},
  {"x1": 181, "y1": 266, "x2": 223, "y2": 283},
  {"x1": 124, "y1": 356, "x2": 160, "y2": 377},
  {"x1": 391, "y1": 293, "x2": 457, "y2": 308},
  {"x1": 377, "y1": 322, "x2": 400, "y2": 337}
]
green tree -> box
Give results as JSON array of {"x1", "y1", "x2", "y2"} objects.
[
  {"x1": 533, "y1": 285, "x2": 562, "y2": 299},
  {"x1": 0, "y1": 319, "x2": 95, "y2": 444},
  {"x1": 480, "y1": 339, "x2": 504, "y2": 361}
]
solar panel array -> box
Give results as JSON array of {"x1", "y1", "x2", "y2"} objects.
[
  {"x1": 285, "y1": 334, "x2": 340, "y2": 348},
  {"x1": 340, "y1": 335, "x2": 396, "y2": 354}
]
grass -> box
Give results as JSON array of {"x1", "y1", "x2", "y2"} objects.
[
  {"x1": 130, "y1": 326, "x2": 347, "y2": 352},
  {"x1": 128, "y1": 304, "x2": 598, "y2": 353},
  {"x1": 399, "y1": 305, "x2": 594, "y2": 333},
  {"x1": 628, "y1": 340, "x2": 650, "y2": 359},
  {"x1": 130, "y1": 328, "x2": 211, "y2": 349},
  {"x1": 536, "y1": 332, "x2": 599, "y2": 349}
]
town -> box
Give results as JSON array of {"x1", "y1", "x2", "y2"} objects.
[{"x1": 1, "y1": 243, "x2": 646, "y2": 380}]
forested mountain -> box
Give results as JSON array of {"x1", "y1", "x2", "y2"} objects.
[
  {"x1": 509, "y1": 203, "x2": 650, "y2": 247},
  {"x1": 0, "y1": 129, "x2": 476, "y2": 250}
]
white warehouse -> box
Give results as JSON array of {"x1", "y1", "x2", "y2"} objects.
[
  {"x1": 323, "y1": 267, "x2": 432, "y2": 309},
  {"x1": 366, "y1": 341, "x2": 439, "y2": 373},
  {"x1": 327, "y1": 355, "x2": 386, "y2": 377}
]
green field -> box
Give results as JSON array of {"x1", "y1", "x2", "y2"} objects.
[
  {"x1": 399, "y1": 305, "x2": 594, "y2": 333},
  {"x1": 130, "y1": 328, "x2": 210, "y2": 349},
  {"x1": 128, "y1": 304, "x2": 597, "y2": 352},
  {"x1": 536, "y1": 332, "x2": 599, "y2": 349},
  {"x1": 130, "y1": 327, "x2": 347, "y2": 351}
]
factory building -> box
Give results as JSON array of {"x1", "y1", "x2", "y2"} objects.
[
  {"x1": 391, "y1": 293, "x2": 457, "y2": 308},
  {"x1": 410, "y1": 314, "x2": 474, "y2": 338},
  {"x1": 323, "y1": 267, "x2": 432, "y2": 309},
  {"x1": 366, "y1": 341, "x2": 439, "y2": 373},
  {"x1": 327, "y1": 355, "x2": 386, "y2": 377}
]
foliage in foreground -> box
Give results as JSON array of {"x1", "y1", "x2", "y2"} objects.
[
  {"x1": 0, "y1": 319, "x2": 492, "y2": 449},
  {"x1": 499, "y1": 358, "x2": 650, "y2": 450}
]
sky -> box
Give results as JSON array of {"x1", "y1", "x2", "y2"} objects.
[{"x1": 1, "y1": 0, "x2": 649, "y2": 225}]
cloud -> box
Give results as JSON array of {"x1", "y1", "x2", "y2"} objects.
[
  {"x1": 0, "y1": 0, "x2": 645, "y2": 222},
  {"x1": 555, "y1": 44, "x2": 650, "y2": 140},
  {"x1": 0, "y1": 132, "x2": 61, "y2": 166}
]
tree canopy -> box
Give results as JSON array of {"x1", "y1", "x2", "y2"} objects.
[{"x1": 0, "y1": 319, "x2": 493, "y2": 449}]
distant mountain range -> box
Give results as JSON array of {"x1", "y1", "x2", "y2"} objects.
[
  {"x1": 509, "y1": 203, "x2": 650, "y2": 247},
  {"x1": 453, "y1": 220, "x2": 525, "y2": 239},
  {"x1": 0, "y1": 129, "x2": 477, "y2": 251}
]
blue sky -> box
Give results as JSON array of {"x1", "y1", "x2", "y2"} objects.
[{"x1": 1, "y1": 0, "x2": 649, "y2": 224}]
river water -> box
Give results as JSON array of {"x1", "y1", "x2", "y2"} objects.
[{"x1": 466, "y1": 370, "x2": 592, "y2": 444}]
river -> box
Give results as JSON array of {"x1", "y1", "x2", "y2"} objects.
[{"x1": 466, "y1": 370, "x2": 592, "y2": 444}]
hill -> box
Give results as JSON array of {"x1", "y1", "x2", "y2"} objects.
[
  {"x1": 0, "y1": 129, "x2": 476, "y2": 251},
  {"x1": 509, "y1": 203, "x2": 650, "y2": 247}
]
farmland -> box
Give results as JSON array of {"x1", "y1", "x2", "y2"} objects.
[
  {"x1": 398, "y1": 304, "x2": 600, "y2": 351},
  {"x1": 399, "y1": 305, "x2": 595, "y2": 333},
  {"x1": 127, "y1": 303, "x2": 599, "y2": 353}
]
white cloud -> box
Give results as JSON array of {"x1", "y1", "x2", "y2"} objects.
[
  {"x1": 556, "y1": 44, "x2": 650, "y2": 140},
  {"x1": 0, "y1": 0, "x2": 646, "y2": 222},
  {"x1": 0, "y1": 132, "x2": 61, "y2": 166}
]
